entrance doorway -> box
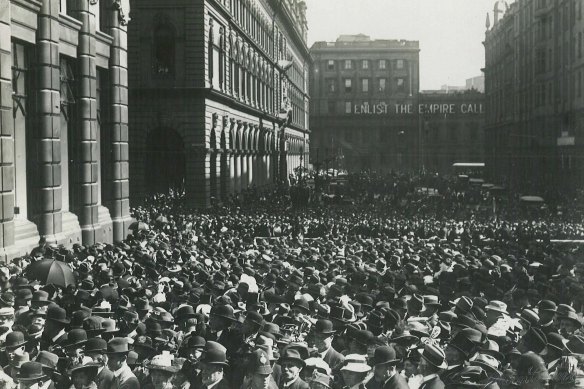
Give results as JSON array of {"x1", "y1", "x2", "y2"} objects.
[{"x1": 145, "y1": 128, "x2": 186, "y2": 195}]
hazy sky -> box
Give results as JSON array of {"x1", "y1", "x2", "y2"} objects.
[{"x1": 305, "y1": 0, "x2": 494, "y2": 90}]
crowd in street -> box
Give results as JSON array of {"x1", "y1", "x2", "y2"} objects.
[{"x1": 0, "y1": 172, "x2": 583, "y2": 389}]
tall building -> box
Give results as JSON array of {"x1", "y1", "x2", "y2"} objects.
[
  {"x1": 484, "y1": 0, "x2": 584, "y2": 193},
  {"x1": 128, "y1": 0, "x2": 311, "y2": 206},
  {"x1": 309, "y1": 35, "x2": 421, "y2": 172},
  {"x1": 0, "y1": 0, "x2": 133, "y2": 260}
]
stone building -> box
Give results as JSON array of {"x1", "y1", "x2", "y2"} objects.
[
  {"x1": 484, "y1": 0, "x2": 584, "y2": 193},
  {"x1": 309, "y1": 35, "x2": 421, "y2": 172},
  {"x1": 0, "y1": 0, "x2": 133, "y2": 260},
  {"x1": 128, "y1": 0, "x2": 311, "y2": 206}
]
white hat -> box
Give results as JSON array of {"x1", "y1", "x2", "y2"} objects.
[
  {"x1": 305, "y1": 357, "x2": 331, "y2": 375},
  {"x1": 340, "y1": 354, "x2": 371, "y2": 373}
]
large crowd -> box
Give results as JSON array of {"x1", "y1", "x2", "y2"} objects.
[{"x1": 0, "y1": 172, "x2": 583, "y2": 389}]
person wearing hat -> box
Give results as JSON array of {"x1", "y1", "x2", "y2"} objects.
[
  {"x1": 537, "y1": 300, "x2": 557, "y2": 335},
  {"x1": 208, "y1": 305, "x2": 239, "y2": 356},
  {"x1": 63, "y1": 329, "x2": 88, "y2": 366},
  {"x1": 199, "y1": 342, "x2": 230, "y2": 389},
  {"x1": 559, "y1": 310, "x2": 582, "y2": 338},
  {"x1": 15, "y1": 361, "x2": 47, "y2": 389},
  {"x1": 143, "y1": 353, "x2": 180, "y2": 389},
  {"x1": 1, "y1": 331, "x2": 27, "y2": 369},
  {"x1": 417, "y1": 344, "x2": 447, "y2": 389},
  {"x1": 278, "y1": 348, "x2": 309, "y2": 389},
  {"x1": 340, "y1": 354, "x2": 371, "y2": 389},
  {"x1": 243, "y1": 349, "x2": 278, "y2": 389},
  {"x1": 105, "y1": 338, "x2": 139, "y2": 389},
  {"x1": 309, "y1": 372, "x2": 332, "y2": 389},
  {"x1": 311, "y1": 319, "x2": 345, "y2": 371},
  {"x1": 68, "y1": 356, "x2": 100, "y2": 389},
  {"x1": 40, "y1": 306, "x2": 70, "y2": 351},
  {"x1": 366, "y1": 346, "x2": 408, "y2": 389},
  {"x1": 84, "y1": 338, "x2": 114, "y2": 389}
]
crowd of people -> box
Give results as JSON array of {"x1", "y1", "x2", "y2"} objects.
[{"x1": 0, "y1": 172, "x2": 583, "y2": 389}]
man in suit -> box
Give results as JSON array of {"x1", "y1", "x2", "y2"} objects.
[
  {"x1": 199, "y1": 342, "x2": 230, "y2": 389},
  {"x1": 279, "y1": 349, "x2": 309, "y2": 389},
  {"x1": 417, "y1": 344, "x2": 447, "y2": 389},
  {"x1": 312, "y1": 319, "x2": 345, "y2": 370},
  {"x1": 85, "y1": 338, "x2": 114, "y2": 389},
  {"x1": 367, "y1": 346, "x2": 409, "y2": 389},
  {"x1": 105, "y1": 338, "x2": 140, "y2": 389},
  {"x1": 340, "y1": 355, "x2": 371, "y2": 389}
]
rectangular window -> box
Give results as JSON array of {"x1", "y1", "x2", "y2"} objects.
[
  {"x1": 327, "y1": 60, "x2": 335, "y2": 70},
  {"x1": 345, "y1": 101, "x2": 352, "y2": 113},
  {"x1": 344, "y1": 60, "x2": 352, "y2": 69},
  {"x1": 396, "y1": 78, "x2": 405, "y2": 92},
  {"x1": 379, "y1": 78, "x2": 386, "y2": 92},
  {"x1": 362, "y1": 60, "x2": 369, "y2": 69},
  {"x1": 396, "y1": 59, "x2": 404, "y2": 69},
  {"x1": 344, "y1": 78, "x2": 352, "y2": 93},
  {"x1": 362, "y1": 78, "x2": 369, "y2": 92},
  {"x1": 379, "y1": 60, "x2": 386, "y2": 69},
  {"x1": 326, "y1": 78, "x2": 336, "y2": 92}
]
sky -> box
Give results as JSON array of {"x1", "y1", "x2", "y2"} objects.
[{"x1": 305, "y1": 0, "x2": 495, "y2": 90}]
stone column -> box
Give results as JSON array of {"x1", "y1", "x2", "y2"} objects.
[
  {"x1": 36, "y1": 0, "x2": 64, "y2": 242},
  {"x1": 188, "y1": 147, "x2": 211, "y2": 207},
  {"x1": 209, "y1": 149, "x2": 217, "y2": 200},
  {"x1": 0, "y1": 3, "x2": 15, "y2": 260},
  {"x1": 241, "y1": 151, "x2": 248, "y2": 190},
  {"x1": 233, "y1": 151, "x2": 241, "y2": 193},
  {"x1": 248, "y1": 152, "x2": 254, "y2": 187},
  {"x1": 70, "y1": 0, "x2": 102, "y2": 245},
  {"x1": 105, "y1": 0, "x2": 132, "y2": 241},
  {"x1": 214, "y1": 150, "x2": 222, "y2": 201}
]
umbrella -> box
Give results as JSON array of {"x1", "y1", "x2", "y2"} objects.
[
  {"x1": 129, "y1": 221, "x2": 150, "y2": 231},
  {"x1": 26, "y1": 259, "x2": 76, "y2": 287}
]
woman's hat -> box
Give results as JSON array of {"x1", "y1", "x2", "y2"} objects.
[
  {"x1": 146, "y1": 353, "x2": 180, "y2": 373},
  {"x1": 340, "y1": 354, "x2": 371, "y2": 373},
  {"x1": 15, "y1": 361, "x2": 47, "y2": 382}
]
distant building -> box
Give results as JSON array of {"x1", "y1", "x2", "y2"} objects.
[
  {"x1": 484, "y1": 0, "x2": 584, "y2": 193},
  {"x1": 466, "y1": 75, "x2": 485, "y2": 93},
  {"x1": 128, "y1": 0, "x2": 311, "y2": 206},
  {"x1": 309, "y1": 35, "x2": 421, "y2": 172}
]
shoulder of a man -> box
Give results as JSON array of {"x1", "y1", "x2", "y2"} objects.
[{"x1": 383, "y1": 373, "x2": 409, "y2": 389}]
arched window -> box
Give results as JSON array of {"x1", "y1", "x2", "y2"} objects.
[{"x1": 152, "y1": 18, "x2": 175, "y2": 76}]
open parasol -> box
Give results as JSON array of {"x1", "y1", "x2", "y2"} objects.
[{"x1": 26, "y1": 258, "x2": 76, "y2": 287}]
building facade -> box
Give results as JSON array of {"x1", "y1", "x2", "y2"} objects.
[
  {"x1": 419, "y1": 91, "x2": 485, "y2": 173},
  {"x1": 309, "y1": 35, "x2": 420, "y2": 172},
  {"x1": 0, "y1": 0, "x2": 133, "y2": 260},
  {"x1": 128, "y1": 0, "x2": 311, "y2": 207},
  {"x1": 484, "y1": 0, "x2": 584, "y2": 194}
]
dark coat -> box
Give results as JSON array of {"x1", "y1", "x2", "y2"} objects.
[
  {"x1": 95, "y1": 366, "x2": 115, "y2": 389},
  {"x1": 202, "y1": 379, "x2": 231, "y2": 389},
  {"x1": 280, "y1": 377, "x2": 310, "y2": 389},
  {"x1": 384, "y1": 373, "x2": 410, "y2": 389}
]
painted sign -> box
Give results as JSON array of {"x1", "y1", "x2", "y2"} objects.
[{"x1": 353, "y1": 102, "x2": 484, "y2": 115}]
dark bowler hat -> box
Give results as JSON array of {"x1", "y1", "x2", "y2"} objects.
[
  {"x1": 449, "y1": 329, "x2": 482, "y2": 359},
  {"x1": 46, "y1": 305, "x2": 70, "y2": 325},
  {"x1": 200, "y1": 348, "x2": 228, "y2": 367},
  {"x1": 64, "y1": 329, "x2": 88, "y2": 349},
  {"x1": 210, "y1": 304, "x2": 237, "y2": 321},
  {"x1": 15, "y1": 361, "x2": 46, "y2": 382},
  {"x1": 329, "y1": 306, "x2": 352, "y2": 323},
  {"x1": 84, "y1": 317, "x2": 106, "y2": 337},
  {"x1": 245, "y1": 311, "x2": 265, "y2": 327},
  {"x1": 84, "y1": 338, "x2": 107, "y2": 354},
  {"x1": 186, "y1": 335, "x2": 206, "y2": 349},
  {"x1": 314, "y1": 319, "x2": 335, "y2": 335},
  {"x1": 419, "y1": 344, "x2": 448, "y2": 369},
  {"x1": 371, "y1": 345, "x2": 399, "y2": 366},
  {"x1": 174, "y1": 305, "x2": 197, "y2": 322},
  {"x1": 519, "y1": 309, "x2": 540, "y2": 327},
  {"x1": 537, "y1": 300, "x2": 557, "y2": 313},
  {"x1": 105, "y1": 338, "x2": 130, "y2": 354},
  {"x1": 3, "y1": 331, "x2": 27, "y2": 350},
  {"x1": 292, "y1": 297, "x2": 311, "y2": 313},
  {"x1": 278, "y1": 348, "x2": 305, "y2": 367},
  {"x1": 261, "y1": 322, "x2": 282, "y2": 339},
  {"x1": 135, "y1": 297, "x2": 153, "y2": 312},
  {"x1": 247, "y1": 349, "x2": 272, "y2": 375}
]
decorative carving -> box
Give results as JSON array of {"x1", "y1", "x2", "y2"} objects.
[
  {"x1": 223, "y1": 115, "x2": 229, "y2": 127},
  {"x1": 113, "y1": 0, "x2": 131, "y2": 25},
  {"x1": 212, "y1": 113, "x2": 219, "y2": 129}
]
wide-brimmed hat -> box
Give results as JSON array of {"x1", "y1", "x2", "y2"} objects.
[
  {"x1": 310, "y1": 372, "x2": 332, "y2": 388},
  {"x1": 565, "y1": 335, "x2": 584, "y2": 355},
  {"x1": 146, "y1": 354, "x2": 180, "y2": 373},
  {"x1": 210, "y1": 305, "x2": 237, "y2": 322},
  {"x1": 31, "y1": 290, "x2": 51, "y2": 306},
  {"x1": 559, "y1": 311, "x2": 582, "y2": 328},
  {"x1": 15, "y1": 361, "x2": 47, "y2": 382},
  {"x1": 484, "y1": 300, "x2": 508, "y2": 315},
  {"x1": 371, "y1": 346, "x2": 399, "y2": 366},
  {"x1": 278, "y1": 348, "x2": 305, "y2": 367},
  {"x1": 469, "y1": 354, "x2": 501, "y2": 377},
  {"x1": 340, "y1": 354, "x2": 371, "y2": 373},
  {"x1": 419, "y1": 344, "x2": 448, "y2": 369},
  {"x1": 36, "y1": 351, "x2": 59, "y2": 372}
]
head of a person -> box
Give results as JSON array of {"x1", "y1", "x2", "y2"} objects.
[
  {"x1": 559, "y1": 318, "x2": 580, "y2": 337},
  {"x1": 150, "y1": 369, "x2": 174, "y2": 389},
  {"x1": 106, "y1": 352, "x2": 127, "y2": 372},
  {"x1": 313, "y1": 331, "x2": 334, "y2": 354},
  {"x1": 340, "y1": 355, "x2": 371, "y2": 387},
  {"x1": 279, "y1": 350, "x2": 304, "y2": 383},
  {"x1": 200, "y1": 362, "x2": 224, "y2": 386},
  {"x1": 372, "y1": 346, "x2": 399, "y2": 382},
  {"x1": 242, "y1": 312, "x2": 264, "y2": 337},
  {"x1": 444, "y1": 344, "x2": 465, "y2": 366}
]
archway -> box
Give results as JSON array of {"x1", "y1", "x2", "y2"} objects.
[{"x1": 145, "y1": 128, "x2": 186, "y2": 194}]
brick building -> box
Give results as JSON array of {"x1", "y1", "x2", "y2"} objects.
[
  {"x1": 309, "y1": 35, "x2": 421, "y2": 172},
  {"x1": 484, "y1": 0, "x2": 584, "y2": 193},
  {"x1": 128, "y1": 0, "x2": 311, "y2": 206},
  {"x1": 0, "y1": 0, "x2": 133, "y2": 260}
]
